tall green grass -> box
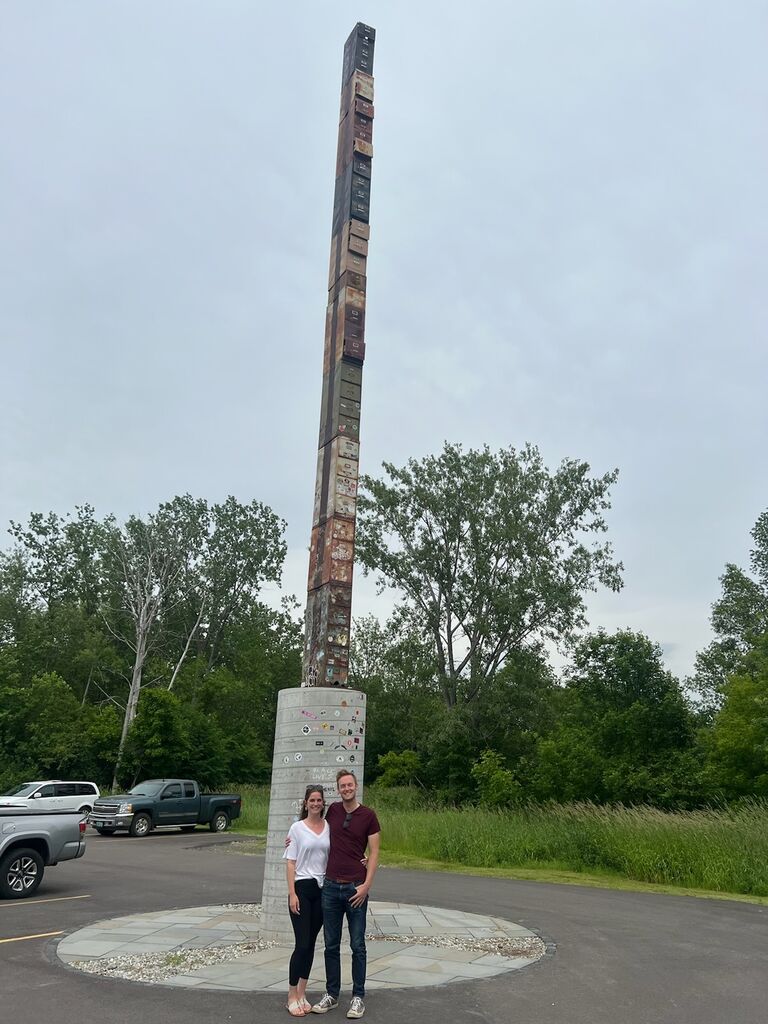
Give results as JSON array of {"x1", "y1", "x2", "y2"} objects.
[
  {"x1": 234, "y1": 784, "x2": 270, "y2": 833},
  {"x1": 233, "y1": 785, "x2": 768, "y2": 897},
  {"x1": 376, "y1": 793, "x2": 768, "y2": 896}
]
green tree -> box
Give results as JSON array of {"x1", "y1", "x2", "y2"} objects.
[
  {"x1": 348, "y1": 613, "x2": 444, "y2": 779},
  {"x1": 3, "y1": 495, "x2": 289, "y2": 788},
  {"x1": 0, "y1": 672, "x2": 120, "y2": 790},
  {"x1": 706, "y1": 636, "x2": 768, "y2": 798},
  {"x1": 529, "y1": 630, "x2": 702, "y2": 807},
  {"x1": 691, "y1": 510, "x2": 768, "y2": 712},
  {"x1": 98, "y1": 494, "x2": 286, "y2": 785},
  {"x1": 376, "y1": 750, "x2": 424, "y2": 788},
  {"x1": 356, "y1": 442, "x2": 622, "y2": 710},
  {"x1": 120, "y1": 689, "x2": 192, "y2": 786},
  {"x1": 471, "y1": 749, "x2": 522, "y2": 807}
]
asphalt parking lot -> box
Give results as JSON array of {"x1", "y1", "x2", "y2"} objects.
[{"x1": 1, "y1": 826, "x2": 766, "y2": 1024}]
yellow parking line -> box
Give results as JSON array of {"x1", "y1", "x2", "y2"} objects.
[
  {"x1": 0, "y1": 930, "x2": 63, "y2": 944},
  {"x1": 0, "y1": 894, "x2": 91, "y2": 908}
]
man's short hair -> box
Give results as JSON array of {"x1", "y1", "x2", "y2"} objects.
[{"x1": 336, "y1": 769, "x2": 357, "y2": 784}]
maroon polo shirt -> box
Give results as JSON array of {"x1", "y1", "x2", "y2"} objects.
[{"x1": 325, "y1": 801, "x2": 380, "y2": 882}]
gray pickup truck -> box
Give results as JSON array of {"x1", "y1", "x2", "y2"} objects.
[
  {"x1": 89, "y1": 779, "x2": 242, "y2": 837},
  {"x1": 0, "y1": 809, "x2": 87, "y2": 898}
]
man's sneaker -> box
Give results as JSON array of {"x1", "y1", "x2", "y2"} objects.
[
  {"x1": 347, "y1": 998, "x2": 365, "y2": 1019},
  {"x1": 311, "y1": 994, "x2": 339, "y2": 1014}
]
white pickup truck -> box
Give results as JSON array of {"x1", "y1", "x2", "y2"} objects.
[{"x1": 0, "y1": 808, "x2": 87, "y2": 899}]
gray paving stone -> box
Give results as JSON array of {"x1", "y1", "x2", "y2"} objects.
[
  {"x1": 365, "y1": 941, "x2": 411, "y2": 960},
  {"x1": 366, "y1": 967, "x2": 459, "y2": 987},
  {"x1": 173, "y1": 937, "x2": 225, "y2": 949},
  {"x1": 57, "y1": 900, "x2": 543, "y2": 993},
  {"x1": 377, "y1": 958, "x2": 464, "y2": 978},
  {"x1": 147, "y1": 927, "x2": 206, "y2": 943},
  {"x1": 469, "y1": 952, "x2": 518, "y2": 967},
  {"x1": 393, "y1": 944, "x2": 488, "y2": 963},
  {"x1": 58, "y1": 941, "x2": 126, "y2": 956},
  {"x1": 232, "y1": 948, "x2": 290, "y2": 966},
  {"x1": 58, "y1": 930, "x2": 112, "y2": 944}
]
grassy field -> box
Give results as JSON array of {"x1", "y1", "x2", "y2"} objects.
[
  {"x1": 231, "y1": 785, "x2": 768, "y2": 899},
  {"x1": 234, "y1": 784, "x2": 270, "y2": 834}
]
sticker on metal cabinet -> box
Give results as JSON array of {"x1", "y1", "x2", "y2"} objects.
[
  {"x1": 295, "y1": 753, "x2": 303, "y2": 761},
  {"x1": 302, "y1": 725, "x2": 311, "y2": 735}
]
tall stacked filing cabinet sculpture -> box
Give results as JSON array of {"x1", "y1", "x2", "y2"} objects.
[
  {"x1": 260, "y1": 24, "x2": 375, "y2": 943},
  {"x1": 303, "y1": 23, "x2": 374, "y2": 688}
]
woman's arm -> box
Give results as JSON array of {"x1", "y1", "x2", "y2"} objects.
[{"x1": 286, "y1": 857, "x2": 300, "y2": 915}]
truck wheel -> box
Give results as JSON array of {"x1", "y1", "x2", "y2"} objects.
[
  {"x1": 95, "y1": 827, "x2": 116, "y2": 835},
  {"x1": 209, "y1": 810, "x2": 230, "y2": 833},
  {"x1": 129, "y1": 813, "x2": 152, "y2": 837},
  {"x1": 0, "y1": 847, "x2": 45, "y2": 899}
]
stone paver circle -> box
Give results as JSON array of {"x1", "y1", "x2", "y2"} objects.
[{"x1": 57, "y1": 901, "x2": 547, "y2": 991}]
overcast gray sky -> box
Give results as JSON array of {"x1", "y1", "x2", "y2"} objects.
[{"x1": 1, "y1": 2, "x2": 765, "y2": 679}]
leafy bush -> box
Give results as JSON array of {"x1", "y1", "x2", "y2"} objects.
[{"x1": 471, "y1": 750, "x2": 522, "y2": 807}]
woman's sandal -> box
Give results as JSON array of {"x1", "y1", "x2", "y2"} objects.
[
  {"x1": 301, "y1": 999, "x2": 312, "y2": 1014},
  {"x1": 285, "y1": 1001, "x2": 305, "y2": 1017}
]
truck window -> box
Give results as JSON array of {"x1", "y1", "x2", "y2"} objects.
[
  {"x1": 163, "y1": 784, "x2": 182, "y2": 799},
  {"x1": 184, "y1": 783, "x2": 195, "y2": 798}
]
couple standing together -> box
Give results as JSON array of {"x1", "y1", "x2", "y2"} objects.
[{"x1": 284, "y1": 770, "x2": 381, "y2": 1019}]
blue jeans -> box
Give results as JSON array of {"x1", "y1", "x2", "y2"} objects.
[{"x1": 322, "y1": 880, "x2": 368, "y2": 999}]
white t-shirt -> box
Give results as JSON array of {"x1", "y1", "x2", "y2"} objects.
[{"x1": 283, "y1": 819, "x2": 330, "y2": 887}]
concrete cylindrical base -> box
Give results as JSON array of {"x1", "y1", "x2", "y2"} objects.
[{"x1": 260, "y1": 686, "x2": 367, "y2": 944}]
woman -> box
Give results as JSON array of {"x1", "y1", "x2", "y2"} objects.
[{"x1": 284, "y1": 785, "x2": 330, "y2": 1016}]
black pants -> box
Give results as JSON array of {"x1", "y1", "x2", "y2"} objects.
[{"x1": 289, "y1": 878, "x2": 324, "y2": 986}]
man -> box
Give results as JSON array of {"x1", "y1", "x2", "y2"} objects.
[{"x1": 311, "y1": 769, "x2": 380, "y2": 1019}]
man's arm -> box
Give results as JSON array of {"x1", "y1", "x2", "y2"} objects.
[{"x1": 349, "y1": 830, "x2": 380, "y2": 908}]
